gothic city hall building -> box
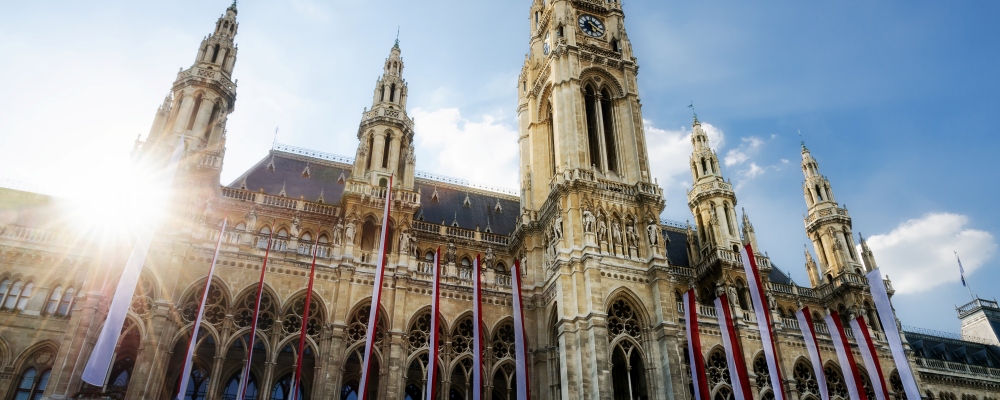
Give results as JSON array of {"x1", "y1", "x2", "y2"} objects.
[{"x1": 2, "y1": 1, "x2": 1000, "y2": 400}]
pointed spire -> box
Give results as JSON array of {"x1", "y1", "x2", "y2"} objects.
[
  {"x1": 394, "y1": 26, "x2": 400, "y2": 49},
  {"x1": 278, "y1": 182, "x2": 287, "y2": 197},
  {"x1": 317, "y1": 189, "x2": 325, "y2": 203}
]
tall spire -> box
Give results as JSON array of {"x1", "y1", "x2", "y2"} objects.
[{"x1": 800, "y1": 144, "x2": 863, "y2": 285}]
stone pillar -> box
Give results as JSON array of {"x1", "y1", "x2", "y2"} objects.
[{"x1": 371, "y1": 133, "x2": 387, "y2": 173}]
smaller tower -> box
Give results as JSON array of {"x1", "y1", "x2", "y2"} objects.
[
  {"x1": 801, "y1": 143, "x2": 865, "y2": 284},
  {"x1": 687, "y1": 116, "x2": 741, "y2": 253},
  {"x1": 859, "y1": 234, "x2": 878, "y2": 271},
  {"x1": 741, "y1": 208, "x2": 760, "y2": 251},
  {"x1": 352, "y1": 40, "x2": 415, "y2": 189},
  {"x1": 958, "y1": 298, "x2": 1000, "y2": 346},
  {"x1": 804, "y1": 246, "x2": 820, "y2": 287}
]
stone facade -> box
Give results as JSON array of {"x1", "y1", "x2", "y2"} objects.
[{"x1": 0, "y1": 1, "x2": 998, "y2": 400}]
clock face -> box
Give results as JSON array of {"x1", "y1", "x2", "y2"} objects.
[{"x1": 578, "y1": 15, "x2": 605, "y2": 37}]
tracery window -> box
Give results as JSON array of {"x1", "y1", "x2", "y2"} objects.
[
  {"x1": 282, "y1": 294, "x2": 324, "y2": 336},
  {"x1": 222, "y1": 372, "x2": 258, "y2": 400},
  {"x1": 753, "y1": 355, "x2": 770, "y2": 391},
  {"x1": 1, "y1": 280, "x2": 33, "y2": 310},
  {"x1": 794, "y1": 361, "x2": 819, "y2": 397},
  {"x1": 889, "y1": 371, "x2": 906, "y2": 400},
  {"x1": 130, "y1": 276, "x2": 155, "y2": 319},
  {"x1": 492, "y1": 321, "x2": 516, "y2": 361},
  {"x1": 607, "y1": 299, "x2": 641, "y2": 340},
  {"x1": 346, "y1": 304, "x2": 387, "y2": 347},
  {"x1": 180, "y1": 281, "x2": 228, "y2": 326},
  {"x1": 858, "y1": 367, "x2": 876, "y2": 400},
  {"x1": 824, "y1": 364, "x2": 849, "y2": 400},
  {"x1": 234, "y1": 289, "x2": 276, "y2": 331},
  {"x1": 708, "y1": 349, "x2": 732, "y2": 389},
  {"x1": 271, "y1": 374, "x2": 302, "y2": 400},
  {"x1": 451, "y1": 316, "x2": 474, "y2": 356},
  {"x1": 406, "y1": 312, "x2": 443, "y2": 352}
]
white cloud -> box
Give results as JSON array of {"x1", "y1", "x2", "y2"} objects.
[
  {"x1": 412, "y1": 107, "x2": 520, "y2": 191},
  {"x1": 745, "y1": 162, "x2": 765, "y2": 178},
  {"x1": 724, "y1": 136, "x2": 763, "y2": 166},
  {"x1": 866, "y1": 213, "x2": 997, "y2": 294},
  {"x1": 644, "y1": 119, "x2": 725, "y2": 193}
]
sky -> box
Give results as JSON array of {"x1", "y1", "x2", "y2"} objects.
[{"x1": 1, "y1": 0, "x2": 999, "y2": 334}]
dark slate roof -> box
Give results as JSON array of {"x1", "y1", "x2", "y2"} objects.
[
  {"x1": 768, "y1": 263, "x2": 794, "y2": 285},
  {"x1": 414, "y1": 182, "x2": 519, "y2": 235},
  {"x1": 906, "y1": 332, "x2": 1000, "y2": 368},
  {"x1": 228, "y1": 151, "x2": 521, "y2": 235},
  {"x1": 229, "y1": 152, "x2": 349, "y2": 204},
  {"x1": 664, "y1": 229, "x2": 690, "y2": 267}
]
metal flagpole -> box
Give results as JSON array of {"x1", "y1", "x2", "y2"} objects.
[
  {"x1": 290, "y1": 224, "x2": 322, "y2": 400},
  {"x1": 955, "y1": 251, "x2": 976, "y2": 301},
  {"x1": 236, "y1": 220, "x2": 275, "y2": 399}
]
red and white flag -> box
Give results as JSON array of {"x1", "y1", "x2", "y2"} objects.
[
  {"x1": 83, "y1": 138, "x2": 186, "y2": 385},
  {"x1": 795, "y1": 307, "x2": 830, "y2": 400},
  {"x1": 714, "y1": 294, "x2": 752, "y2": 400},
  {"x1": 851, "y1": 316, "x2": 889, "y2": 400},
  {"x1": 472, "y1": 254, "x2": 484, "y2": 400},
  {"x1": 290, "y1": 225, "x2": 321, "y2": 400},
  {"x1": 175, "y1": 218, "x2": 228, "y2": 399},
  {"x1": 237, "y1": 221, "x2": 275, "y2": 400},
  {"x1": 825, "y1": 311, "x2": 868, "y2": 400},
  {"x1": 358, "y1": 175, "x2": 394, "y2": 400},
  {"x1": 511, "y1": 260, "x2": 531, "y2": 400},
  {"x1": 866, "y1": 269, "x2": 920, "y2": 399},
  {"x1": 738, "y1": 243, "x2": 787, "y2": 400},
  {"x1": 683, "y1": 289, "x2": 710, "y2": 400},
  {"x1": 424, "y1": 248, "x2": 442, "y2": 400}
]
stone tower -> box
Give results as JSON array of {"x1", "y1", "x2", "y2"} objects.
[
  {"x1": 800, "y1": 143, "x2": 864, "y2": 285},
  {"x1": 685, "y1": 116, "x2": 743, "y2": 263},
  {"x1": 140, "y1": 1, "x2": 239, "y2": 195},
  {"x1": 513, "y1": 0, "x2": 668, "y2": 398},
  {"x1": 352, "y1": 40, "x2": 416, "y2": 190}
]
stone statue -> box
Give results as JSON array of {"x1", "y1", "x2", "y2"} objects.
[
  {"x1": 245, "y1": 206, "x2": 258, "y2": 232},
  {"x1": 398, "y1": 229, "x2": 410, "y2": 254},
  {"x1": 333, "y1": 223, "x2": 344, "y2": 246},
  {"x1": 646, "y1": 219, "x2": 660, "y2": 246},
  {"x1": 485, "y1": 245, "x2": 496, "y2": 268},
  {"x1": 553, "y1": 215, "x2": 563, "y2": 240},
  {"x1": 627, "y1": 224, "x2": 639, "y2": 248},
  {"x1": 290, "y1": 213, "x2": 302, "y2": 237},
  {"x1": 445, "y1": 239, "x2": 457, "y2": 263},
  {"x1": 612, "y1": 222, "x2": 622, "y2": 245},
  {"x1": 345, "y1": 221, "x2": 356, "y2": 245},
  {"x1": 598, "y1": 219, "x2": 608, "y2": 242},
  {"x1": 409, "y1": 235, "x2": 417, "y2": 256},
  {"x1": 200, "y1": 198, "x2": 215, "y2": 222},
  {"x1": 709, "y1": 207, "x2": 718, "y2": 226},
  {"x1": 583, "y1": 209, "x2": 595, "y2": 233}
]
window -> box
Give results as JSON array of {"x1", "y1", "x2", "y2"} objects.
[
  {"x1": 4, "y1": 281, "x2": 32, "y2": 310},
  {"x1": 389, "y1": 83, "x2": 396, "y2": 102},
  {"x1": 187, "y1": 94, "x2": 203, "y2": 131},
  {"x1": 600, "y1": 88, "x2": 617, "y2": 173},
  {"x1": 45, "y1": 286, "x2": 62, "y2": 315},
  {"x1": 222, "y1": 373, "x2": 258, "y2": 400},
  {"x1": 13, "y1": 368, "x2": 50, "y2": 400},
  {"x1": 271, "y1": 374, "x2": 302, "y2": 400},
  {"x1": 211, "y1": 44, "x2": 221, "y2": 63},
  {"x1": 382, "y1": 132, "x2": 392, "y2": 168},
  {"x1": 584, "y1": 86, "x2": 601, "y2": 169}
]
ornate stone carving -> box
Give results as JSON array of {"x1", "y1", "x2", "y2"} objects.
[
  {"x1": 583, "y1": 209, "x2": 595, "y2": 233},
  {"x1": 345, "y1": 220, "x2": 356, "y2": 245}
]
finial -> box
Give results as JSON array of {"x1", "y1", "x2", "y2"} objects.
[
  {"x1": 688, "y1": 101, "x2": 699, "y2": 123},
  {"x1": 798, "y1": 129, "x2": 810, "y2": 152},
  {"x1": 394, "y1": 26, "x2": 400, "y2": 48},
  {"x1": 272, "y1": 126, "x2": 279, "y2": 150}
]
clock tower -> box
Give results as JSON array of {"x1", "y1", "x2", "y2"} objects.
[{"x1": 513, "y1": 1, "x2": 674, "y2": 399}]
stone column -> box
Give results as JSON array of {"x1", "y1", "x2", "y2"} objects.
[{"x1": 371, "y1": 132, "x2": 387, "y2": 173}]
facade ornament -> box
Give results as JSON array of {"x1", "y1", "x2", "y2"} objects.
[
  {"x1": 583, "y1": 209, "x2": 595, "y2": 233},
  {"x1": 398, "y1": 228, "x2": 410, "y2": 254},
  {"x1": 646, "y1": 219, "x2": 660, "y2": 247},
  {"x1": 485, "y1": 245, "x2": 496, "y2": 268},
  {"x1": 626, "y1": 223, "x2": 639, "y2": 248},
  {"x1": 612, "y1": 221, "x2": 622, "y2": 245},
  {"x1": 290, "y1": 212, "x2": 302, "y2": 237},
  {"x1": 333, "y1": 222, "x2": 344, "y2": 246},
  {"x1": 598, "y1": 217, "x2": 608, "y2": 243},
  {"x1": 553, "y1": 215, "x2": 564, "y2": 239},
  {"x1": 445, "y1": 239, "x2": 457, "y2": 263},
  {"x1": 345, "y1": 221, "x2": 356, "y2": 245},
  {"x1": 245, "y1": 206, "x2": 258, "y2": 232}
]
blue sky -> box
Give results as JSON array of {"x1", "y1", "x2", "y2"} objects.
[{"x1": 1, "y1": 0, "x2": 998, "y2": 333}]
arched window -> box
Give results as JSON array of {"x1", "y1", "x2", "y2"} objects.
[
  {"x1": 702, "y1": 158, "x2": 710, "y2": 175},
  {"x1": 366, "y1": 135, "x2": 375, "y2": 171},
  {"x1": 753, "y1": 354, "x2": 771, "y2": 393},
  {"x1": 611, "y1": 38, "x2": 621, "y2": 52},
  {"x1": 13, "y1": 368, "x2": 50, "y2": 400},
  {"x1": 460, "y1": 257, "x2": 472, "y2": 268},
  {"x1": 608, "y1": 299, "x2": 648, "y2": 399},
  {"x1": 45, "y1": 286, "x2": 62, "y2": 315},
  {"x1": 889, "y1": 371, "x2": 906, "y2": 400},
  {"x1": 380, "y1": 85, "x2": 386, "y2": 102},
  {"x1": 360, "y1": 218, "x2": 377, "y2": 252},
  {"x1": 382, "y1": 132, "x2": 392, "y2": 168},
  {"x1": 187, "y1": 94, "x2": 203, "y2": 131},
  {"x1": 3, "y1": 280, "x2": 22, "y2": 309},
  {"x1": 211, "y1": 44, "x2": 221, "y2": 63},
  {"x1": 390, "y1": 83, "x2": 397, "y2": 102},
  {"x1": 707, "y1": 348, "x2": 732, "y2": 392},
  {"x1": 183, "y1": 367, "x2": 210, "y2": 400},
  {"x1": 584, "y1": 85, "x2": 602, "y2": 170},
  {"x1": 601, "y1": 88, "x2": 618, "y2": 173},
  {"x1": 815, "y1": 185, "x2": 824, "y2": 201},
  {"x1": 14, "y1": 282, "x2": 33, "y2": 310},
  {"x1": 271, "y1": 374, "x2": 302, "y2": 400},
  {"x1": 223, "y1": 372, "x2": 259, "y2": 400},
  {"x1": 424, "y1": 251, "x2": 435, "y2": 261},
  {"x1": 724, "y1": 203, "x2": 734, "y2": 236},
  {"x1": 824, "y1": 363, "x2": 849, "y2": 400}
]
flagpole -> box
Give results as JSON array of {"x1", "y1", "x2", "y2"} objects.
[
  {"x1": 424, "y1": 247, "x2": 442, "y2": 400},
  {"x1": 236, "y1": 220, "x2": 275, "y2": 400},
  {"x1": 955, "y1": 251, "x2": 976, "y2": 301},
  {"x1": 290, "y1": 224, "x2": 322, "y2": 400},
  {"x1": 175, "y1": 218, "x2": 228, "y2": 400}
]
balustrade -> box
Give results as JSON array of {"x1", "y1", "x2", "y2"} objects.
[
  {"x1": 359, "y1": 251, "x2": 374, "y2": 265},
  {"x1": 0, "y1": 225, "x2": 56, "y2": 244},
  {"x1": 496, "y1": 274, "x2": 512, "y2": 287},
  {"x1": 458, "y1": 267, "x2": 473, "y2": 281},
  {"x1": 782, "y1": 317, "x2": 800, "y2": 330},
  {"x1": 417, "y1": 261, "x2": 434, "y2": 275}
]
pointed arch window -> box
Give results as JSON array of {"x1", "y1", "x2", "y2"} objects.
[
  {"x1": 223, "y1": 373, "x2": 259, "y2": 400},
  {"x1": 366, "y1": 134, "x2": 375, "y2": 171},
  {"x1": 600, "y1": 88, "x2": 618, "y2": 173},
  {"x1": 382, "y1": 132, "x2": 392, "y2": 168},
  {"x1": 13, "y1": 368, "x2": 50, "y2": 400},
  {"x1": 211, "y1": 44, "x2": 221, "y2": 63},
  {"x1": 815, "y1": 185, "x2": 824, "y2": 201},
  {"x1": 584, "y1": 85, "x2": 602, "y2": 170},
  {"x1": 548, "y1": 103, "x2": 556, "y2": 175},
  {"x1": 390, "y1": 83, "x2": 397, "y2": 102},
  {"x1": 45, "y1": 286, "x2": 63, "y2": 315},
  {"x1": 187, "y1": 94, "x2": 203, "y2": 131}
]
